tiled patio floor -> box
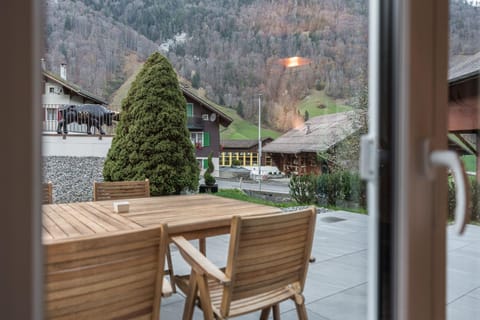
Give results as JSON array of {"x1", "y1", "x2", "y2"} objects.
[{"x1": 161, "y1": 210, "x2": 480, "y2": 320}]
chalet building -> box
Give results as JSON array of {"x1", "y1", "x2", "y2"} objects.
[
  {"x1": 41, "y1": 65, "x2": 233, "y2": 177},
  {"x1": 181, "y1": 83, "x2": 233, "y2": 174},
  {"x1": 447, "y1": 51, "x2": 480, "y2": 179},
  {"x1": 42, "y1": 62, "x2": 108, "y2": 134},
  {"x1": 219, "y1": 138, "x2": 273, "y2": 167},
  {"x1": 263, "y1": 111, "x2": 359, "y2": 176}
]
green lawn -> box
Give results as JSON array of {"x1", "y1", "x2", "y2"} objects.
[
  {"x1": 297, "y1": 89, "x2": 352, "y2": 118},
  {"x1": 216, "y1": 104, "x2": 282, "y2": 140},
  {"x1": 215, "y1": 189, "x2": 298, "y2": 207},
  {"x1": 219, "y1": 89, "x2": 351, "y2": 140},
  {"x1": 462, "y1": 155, "x2": 476, "y2": 172}
]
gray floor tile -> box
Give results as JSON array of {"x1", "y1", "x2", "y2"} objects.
[
  {"x1": 307, "y1": 284, "x2": 367, "y2": 320},
  {"x1": 161, "y1": 211, "x2": 480, "y2": 319},
  {"x1": 447, "y1": 294, "x2": 480, "y2": 320}
]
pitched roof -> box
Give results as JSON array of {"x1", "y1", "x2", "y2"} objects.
[
  {"x1": 263, "y1": 111, "x2": 360, "y2": 154},
  {"x1": 448, "y1": 51, "x2": 480, "y2": 84},
  {"x1": 179, "y1": 83, "x2": 233, "y2": 127},
  {"x1": 42, "y1": 70, "x2": 108, "y2": 105},
  {"x1": 221, "y1": 138, "x2": 273, "y2": 149}
]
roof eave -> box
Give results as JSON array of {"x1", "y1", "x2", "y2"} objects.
[
  {"x1": 180, "y1": 86, "x2": 233, "y2": 127},
  {"x1": 448, "y1": 70, "x2": 480, "y2": 85},
  {"x1": 43, "y1": 71, "x2": 108, "y2": 105}
]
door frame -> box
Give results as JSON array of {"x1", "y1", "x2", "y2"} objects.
[{"x1": 393, "y1": 0, "x2": 449, "y2": 319}]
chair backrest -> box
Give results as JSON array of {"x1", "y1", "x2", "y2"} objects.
[
  {"x1": 42, "y1": 182, "x2": 53, "y2": 204},
  {"x1": 93, "y1": 179, "x2": 150, "y2": 201},
  {"x1": 44, "y1": 226, "x2": 167, "y2": 320},
  {"x1": 222, "y1": 208, "x2": 316, "y2": 315}
]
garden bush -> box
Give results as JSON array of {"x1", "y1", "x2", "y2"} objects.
[
  {"x1": 316, "y1": 170, "x2": 366, "y2": 208},
  {"x1": 448, "y1": 177, "x2": 480, "y2": 223},
  {"x1": 204, "y1": 152, "x2": 216, "y2": 186},
  {"x1": 289, "y1": 174, "x2": 317, "y2": 205}
]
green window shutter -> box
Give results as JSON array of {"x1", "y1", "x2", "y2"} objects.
[
  {"x1": 203, "y1": 132, "x2": 210, "y2": 147},
  {"x1": 203, "y1": 159, "x2": 208, "y2": 169},
  {"x1": 186, "y1": 103, "x2": 193, "y2": 117}
]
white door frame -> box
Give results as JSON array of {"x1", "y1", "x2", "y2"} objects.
[{"x1": 394, "y1": 0, "x2": 449, "y2": 319}]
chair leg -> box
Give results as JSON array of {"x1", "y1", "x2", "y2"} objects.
[
  {"x1": 259, "y1": 307, "x2": 270, "y2": 320},
  {"x1": 182, "y1": 270, "x2": 198, "y2": 320},
  {"x1": 166, "y1": 245, "x2": 176, "y2": 293},
  {"x1": 294, "y1": 301, "x2": 308, "y2": 320},
  {"x1": 196, "y1": 273, "x2": 214, "y2": 320},
  {"x1": 272, "y1": 304, "x2": 281, "y2": 320}
]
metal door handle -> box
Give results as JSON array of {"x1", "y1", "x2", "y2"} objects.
[{"x1": 430, "y1": 150, "x2": 469, "y2": 234}]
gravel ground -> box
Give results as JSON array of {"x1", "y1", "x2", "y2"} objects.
[
  {"x1": 42, "y1": 157, "x2": 331, "y2": 214},
  {"x1": 43, "y1": 156, "x2": 105, "y2": 203}
]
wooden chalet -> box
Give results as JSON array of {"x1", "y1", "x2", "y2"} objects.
[
  {"x1": 263, "y1": 111, "x2": 360, "y2": 176},
  {"x1": 42, "y1": 63, "x2": 109, "y2": 134},
  {"x1": 180, "y1": 83, "x2": 233, "y2": 174},
  {"x1": 447, "y1": 51, "x2": 480, "y2": 178}
]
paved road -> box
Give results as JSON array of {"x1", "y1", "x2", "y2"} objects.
[{"x1": 216, "y1": 178, "x2": 290, "y2": 194}]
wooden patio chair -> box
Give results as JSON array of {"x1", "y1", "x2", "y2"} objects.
[
  {"x1": 172, "y1": 207, "x2": 317, "y2": 320},
  {"x1": 93, "y1": 179, "x2": 150, "y2": 201},
  {"x1": 93, "y1": 178, "x2": 176, "y2": 295},
  {"x1": 44, "y1": 226, "x2": 168, "y2": 320},
  {"x1": 42, "y1": 181, "x2": 53, "y2": 204}
]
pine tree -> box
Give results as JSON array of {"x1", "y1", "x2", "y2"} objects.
[
  {"x1": 103, "y1": 52, "x2": 199, "y2": 195},
  {"x1": 236, "y1": 100, "x2": 244, "y2": 117},
  {"x1": 191, "y1": 72, "x2": 200, "y2": 89}
]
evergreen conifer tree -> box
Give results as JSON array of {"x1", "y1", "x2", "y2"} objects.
[
  {"x1": 103, "y1": 52, "x2": 199, "y2": 195},
  {"x1": 191, "y1": 72, "x2": 200, "y2": 89}
]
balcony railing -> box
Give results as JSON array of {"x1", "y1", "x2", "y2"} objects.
[
  {"x1": 42, "y1": 104, "x2": 116, "y2": 135},
  {"x1": 187, "y1": 116, "x2": 205, "y2": 130}
]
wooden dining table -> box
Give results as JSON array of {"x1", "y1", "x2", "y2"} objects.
[{"x1": 42, "y1": 194, "x2": 283, "y2": 243}]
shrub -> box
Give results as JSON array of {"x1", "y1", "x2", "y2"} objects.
[
  {"x1": 317, "y1": 172, "x2": 341, "y2": 206},
  {"x1": 316, "y1": 170, "x2": 366, "y2": 208},
  {"x1": 231, "y1": 159, "x2": 241, "y2": 167},
  {"x1": 448, "y1": 178, "x2": 457, "y2": 221},
  {"x1": 103, "y1": 52, "x2": 199, "y2": 195},
  {"x1": 447, "y1": 177, "x2": 479, "y2": 223},
  {"x1": 470, "y1": 180, "x2": 480, "y2": 222},
  {"x1": 289, "y1": 174, "x2": 317, "y2": 205},
  {"x1": 204, "y1": 152, "x2": 216, "y2": 186}
]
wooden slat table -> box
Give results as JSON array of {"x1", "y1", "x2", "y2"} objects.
[{"x1": 42, "y1": 194, "x2": 282, "y2": 243}]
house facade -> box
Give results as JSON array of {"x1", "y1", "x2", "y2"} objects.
[
  {"x1": 42, "y1": 63, "x2": 109, "y2": 134},
  {"x1": 181, "y1": 83, "x2": 233, "y2": 175},
  {"x1": 42, "y1": 65, "x2": 233, "y2": 177},
  {"x1": 263, "y1": 111, "x2": 359, "y2": 176},
  {"x1": 447, "y1": 52, "x2": 480, "y2": 179},
  {"x1": 219, "y1": 138, "x2": 273, "y2": 167}
]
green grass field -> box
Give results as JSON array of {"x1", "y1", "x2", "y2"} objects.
[
  {"x1": 462, "y1": 155, "x2": 476, "y2": 172},
  {"x1": 297, "y1": 89, "x2": 352, "y2": 118},
  {"x1": 219, "y1": 89, "x2": 351, "y2": 140},
  {"x1": 216, "y1": 104, "x2": 282, "y2": 140}
]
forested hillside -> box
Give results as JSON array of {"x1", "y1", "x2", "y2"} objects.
[{"x1": 44, "y1": 0, "x2": 479, "y2": 131}]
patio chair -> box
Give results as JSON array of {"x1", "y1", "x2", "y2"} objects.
[
  {"x1": 44, "y1": 226, "x2": 168, "y2": 320},
  {"x1": 93, "y1": 178, "x2": 176, "y2": 294},
  {"x1": 42, "y1": 181, "x2": 53, "y2": 204},
  {"x1": 93, "y1": 179, "x2": 150, "y2": 201},
  {"x1": 172, "y1": 207, "x2": 317, "y2": 320}
]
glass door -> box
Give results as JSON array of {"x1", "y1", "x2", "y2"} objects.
[{"x1": 365, "y1": 0, "x2": 479, "y2": 319}]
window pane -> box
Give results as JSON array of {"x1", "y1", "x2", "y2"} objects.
[{"x1": 43, "y1": 1, "x2": 370, "y2": 319}]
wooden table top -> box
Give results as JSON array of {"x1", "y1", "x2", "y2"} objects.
[{"x1": 42, "y1": 194, "x2": 282, "y2": 243}]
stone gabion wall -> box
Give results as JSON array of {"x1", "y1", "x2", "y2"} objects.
[{"x1": 43, "y1": 156, "x2": 105, "y2": 203}]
